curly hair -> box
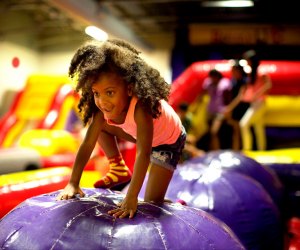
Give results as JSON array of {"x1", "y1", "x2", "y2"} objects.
[{"x1": 69, "y1": 39, "x2": 171, "y2": 125}]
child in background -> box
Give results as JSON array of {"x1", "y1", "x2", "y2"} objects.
[
  {"x1": 201, "y1": 69, "x2": 232, "y2": 150},
  {"x1": 239, "y1": 50, "x2": 272, "y2": 150},
  {"x1": 177, "y1": 102, "x2": 193, "y2": 133},
  {"x1": 56, "y1": 39, "x2": 186, "y2": 219},
  {"x1": 222, "y1": 61, "x2": 248, "y2": 150},
  {"x1": 177, "y1": 102, "x2": 204, "y2": 160}
]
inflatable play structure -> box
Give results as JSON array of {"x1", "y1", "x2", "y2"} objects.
[
  {"x1": 0, "y1": 167, "x2": 71, "y2": 218},
  {"x1": 0, "y1": 188, "x2": 245, "y2": 250},
  {"x1": 169, "y1": 60, "x2": 300, "y2": 148},
  {"x1": 169, "y1": 60, "x2": 300, "y2": 109},
  {"x1": 0, "y1": 74, "x2": 80, "y2": 149},
  {"x1": 244, "y1": 148, "x2": 300, "y2": 220},
  {"x1": 0, "y1": 74, "x2": 84, "y2": 176},
  {"x1": 190, "y1": 150, "x2": 284, "y2": 207},
  {"x1": 0, "y1": 167, "x2": 109, "y2": 219},
  {"x1": 136, "y1": 151, "x2": 284, "y2": 250}
]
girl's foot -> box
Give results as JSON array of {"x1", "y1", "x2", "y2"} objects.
[{"x1": 94, "y1": 155, "x2": 132, "y2": 189}]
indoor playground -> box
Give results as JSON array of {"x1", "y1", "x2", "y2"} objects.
[
  {"x1": 1, "y1": 1, "x2": 300, "y2": 249},
  {"x1": 1, "y1": 60, "x2": 300, "y2": 249}
]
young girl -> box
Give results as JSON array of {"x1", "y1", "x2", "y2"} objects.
[
  {"x1": 238, "y1": 50, "x2": 272, "y2": 150},
  {"x1": 56, "y1": 39, "x2": 186, "y2": 219}
]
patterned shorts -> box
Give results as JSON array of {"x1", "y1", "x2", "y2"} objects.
[{"x1": 150, "y1": 126, "x2": 186, "y2": 171}]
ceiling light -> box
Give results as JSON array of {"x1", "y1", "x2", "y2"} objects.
[
  {"x1": 85, "y1": 26, "x2": 108, "y2": 41},
  {"x1": 202, "y1": 1, "x2": 254, "y2": 7}
]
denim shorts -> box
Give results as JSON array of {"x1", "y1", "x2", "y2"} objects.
[{"x1": 150, "y1": 126, "x2": 186, "y2": 171}]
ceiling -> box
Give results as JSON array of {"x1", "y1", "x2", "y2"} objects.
[
  {"x1": 0, "y1": 0, "x2": 299, "y2": 50},
  {"x1": 98, "y1": 0, "x2": 299, "y2": 43}
]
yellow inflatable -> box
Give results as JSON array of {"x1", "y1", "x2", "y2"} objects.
[
  {"x1": 244, "y1": 148, "x2": 300, "y2": 164},
  {"x1": 18, "y1": 129, "x2": 80, "y2": 157}
]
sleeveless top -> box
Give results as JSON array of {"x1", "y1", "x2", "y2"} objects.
[
  {"x1": 242, "y1": 74, "x2": 269, "y2": 102},
  {"x1": 106, "y1": 96, "x2": 182, "y2": 147}
]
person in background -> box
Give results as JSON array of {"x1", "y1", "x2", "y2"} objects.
[
  {"x1": 56, "y1": 39, "x2": 186, "y2": 219},
  {"x1": 238, "y1": 50, "x2": 272, "y2": 151},
  {"x1": 177, "y1": 102, "x2": 193, "y2": 133},
  {"x1": 200, "y1": 69, "x2": 232, "y2": 150},
  {"x1": 177, "y1": 102, "x2": 204, "y2": 160},
  {"x1": 222, "y1": 61, "x2": 248, "y2": 150}
]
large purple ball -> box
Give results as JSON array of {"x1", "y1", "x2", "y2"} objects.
[
  {"x1": 191, "y1": 150, "x2": 284, "y2": 207},
  {"x1": 165, "y1": 161, "x2": 283, "y2": 250},
  {"x1": 0, "y1": 188, "x2": 245, "y2": 250}
]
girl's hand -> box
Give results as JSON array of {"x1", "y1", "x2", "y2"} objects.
[
  {"x1": 108, "y1": 196, "x2": 138, "y2": 219},
  {"x1": 222, "y1": 107, "x2": 230, "y2": 117},
  {"x1": 56, "y1": 183, "x2": 85, "y2": 201}
]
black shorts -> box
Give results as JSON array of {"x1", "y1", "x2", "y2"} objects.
[{"x1": 232, "y1": 102, "x2": 250, "y2": 121}]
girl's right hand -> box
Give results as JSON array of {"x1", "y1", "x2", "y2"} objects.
[{"x1": 56, "y1": 183, "x2": 85, "y2": 201}]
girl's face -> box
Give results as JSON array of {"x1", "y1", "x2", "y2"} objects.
[{"x1": 92, "y1": 72, "x2": 132, "y2": 123}]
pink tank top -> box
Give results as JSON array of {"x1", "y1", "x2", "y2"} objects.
[
  {"x1": 106, "y1": 96, "x2": 182, "y2": 147},
  {"x1": 242, "y1": 74, "x2": 268, "y2": 102}
]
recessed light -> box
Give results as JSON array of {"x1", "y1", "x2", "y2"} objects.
[
  {"x1": 85, "y1": 26, "x2": 108, "y2": 41},
  {"x1": 202, "y1": 1, "x2": 254, "y2": 8}
]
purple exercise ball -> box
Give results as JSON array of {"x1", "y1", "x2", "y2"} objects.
[
  {"x1": 191, "y1": 150, "x2": 284, "y2": 207},
  {"x1": 165, "y1": 161, "x2": 283, "y2": 250},
  {"x1": 0, "y1": 188, "x2": 245, "y2": 250}
]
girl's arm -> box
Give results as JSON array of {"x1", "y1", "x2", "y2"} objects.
[
  {"x1": 224, "y1": 85, "x2": 246, "y2": 114},
  {"x1": 56, "y1": 112, "x2": 103, "y2": 200},
  {"x1": 108, "y1": 101, "x2": 153, "y2": 218}
]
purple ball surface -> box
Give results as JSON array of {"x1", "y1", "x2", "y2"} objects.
[
  {"x1": 165, "y1": 160, "x2": 283, "y2": 250},
  {"x1": 191, "y1": 150, "x2": 284, "y2": 206},
  {"x1": 0, "y1": 188, "x2": 245, "y2": 250}
]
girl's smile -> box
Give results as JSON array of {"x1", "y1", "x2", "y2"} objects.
[{"x1": 92, "y1": 73, "x2": 132, "y2": 124}]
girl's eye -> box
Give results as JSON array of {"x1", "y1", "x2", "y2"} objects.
[
  {"x1": 93, "y1": 92, "x2": 100, "y2": 98},
  {"x1": 106, "y1": 91, "x2": 114, "y2": 97}
]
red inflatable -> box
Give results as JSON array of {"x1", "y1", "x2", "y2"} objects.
[
  {"x1": 169, "y1": 60, "x2": 300, "y2": 111},
  {"x1": 0, "y1": 167, "x2": 71, "y2": 218},
  {"x1": 286, "y1": 217, "x2": 300, "y2": 250}
]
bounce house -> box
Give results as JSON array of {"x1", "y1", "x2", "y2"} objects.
[
  {"x1": 0, "y1": 74, "x2": 84, "y2": 174},
  {"x1": 0, "y1": 74, "x2": 80, "y2": 149},
  {"x1": 169, "y1": 60, "x2": 300, "y2": 150}
]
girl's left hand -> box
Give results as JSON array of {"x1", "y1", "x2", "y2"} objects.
[{"x1": 108, "y1": 196, "x2": 138, "y2": 219}]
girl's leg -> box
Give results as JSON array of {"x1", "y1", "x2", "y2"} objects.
[
  {"x1": 252, "y1": 103, "x2": 267, "y2": 150},
  {"x1": 94, "y1": 127, "x2": 134, "y2": 189},
  {"x1": 209, "y1": 117, "x2": 223, "y2": 151},
  {"x1": 227, "y1": 118, "x2": 241, "y2": 151},
  {"x1": 239, "y1": 101, "x2": 266, "y2": 151},
  {"x1": 239, "y1": 107, "x2": 255, "y2": 150},
  {"x1": 144, "y1": 163, "x2": 173, "y2": 203}
]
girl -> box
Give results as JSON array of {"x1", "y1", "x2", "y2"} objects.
[
  {"x1": 57, "y1": 39, "x2": 186, "y2": 219},
  {"x1": 239, "y1": 50, "x2": 272, "y2": 150}
]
